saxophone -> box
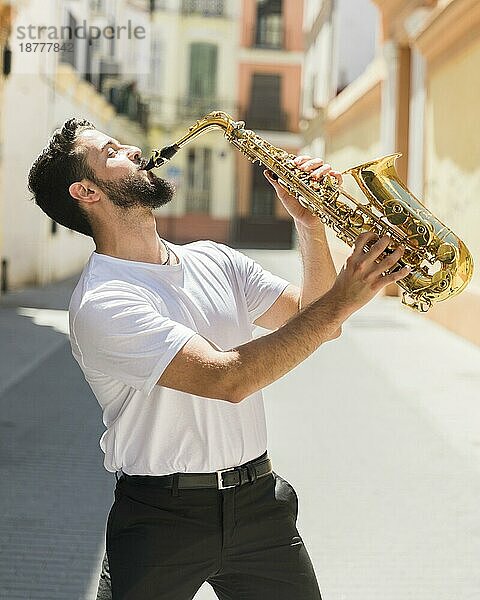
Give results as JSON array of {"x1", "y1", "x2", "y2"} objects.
[{"x1": 143, "y1": 111, "x2": 474, "y2": 312}]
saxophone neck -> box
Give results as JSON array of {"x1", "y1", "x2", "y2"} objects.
[{"x1": 143, "y1": 111, "x2": 243, "y2": 171}]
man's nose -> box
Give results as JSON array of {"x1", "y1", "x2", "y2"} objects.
[{"x1": 126, "y1": 146, "x2": 142, "y2": 162}]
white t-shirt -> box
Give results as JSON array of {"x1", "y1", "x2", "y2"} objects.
[{"x1": 68, "y1": 240, "x2": 290, "y2": 475}]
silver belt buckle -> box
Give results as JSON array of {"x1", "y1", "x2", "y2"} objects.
[{"x1": 216, "y1": 467, "x2": 238, "y2": 490}]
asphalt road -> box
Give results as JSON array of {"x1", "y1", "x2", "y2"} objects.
[{"x1": 1, "y1": 250, "x2": 479, "y2": 600}]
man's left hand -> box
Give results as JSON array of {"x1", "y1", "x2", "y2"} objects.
[{"x1": 264, "y1": 155, "x2": 343, "y2": 230}]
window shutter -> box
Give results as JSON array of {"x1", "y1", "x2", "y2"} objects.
[{"x1": 189, "y1": 43, "x2": 217, "y2": 99}]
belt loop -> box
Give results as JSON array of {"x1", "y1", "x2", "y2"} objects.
[
  {"x1": 246, "y1": 463, "x2": 257, "y2": 484},
  {"x1": 171, "y1": 473, "x2": 180, "y2": 497}
]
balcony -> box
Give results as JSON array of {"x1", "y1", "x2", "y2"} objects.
[
  {"x1": 178, "y1": 96, "x2": 225, "y2": 119},
  {"x1": 146, "y1": 95, "x2": 237, "y2": 125},
  {"x1": 181, "y1": 0, "x2": 225, "y2": 17},
  {"x1": 108, "y1": 83, "x2": 149, "y2": 130}
]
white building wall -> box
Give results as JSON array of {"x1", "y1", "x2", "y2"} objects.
[
  {"x1": 0, "y1": 0, "x2": 147, "y2": 289},
  {"x1": 332, "y1": 0, "x2": 379, "y2": 92}
]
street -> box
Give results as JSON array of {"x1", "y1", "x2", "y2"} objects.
[{"x1": 1, "y1": 248, "x2": 480, "y2": 600}]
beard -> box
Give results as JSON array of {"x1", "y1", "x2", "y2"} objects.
[{"x1": 95, "y1": 170, "x2": 175, "y2": 211}]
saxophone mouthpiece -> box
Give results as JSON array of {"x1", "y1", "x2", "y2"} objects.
[
  {"x1": 142, "y1": 156, "x2": 158, "y2": 171},
  {"x1": 142, "y1": 144, "x2": 181, "y2": 171}
]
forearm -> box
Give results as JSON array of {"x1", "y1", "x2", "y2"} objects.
[
  {"x1": 225, "y1": 288, "x2": 349, "y2": 402},
  {"x1": 296, "y1": 221, "x2": 337, "y2": 310}
]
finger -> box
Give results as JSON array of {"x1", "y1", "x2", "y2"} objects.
[
  {"x1": 298, "y1": 158, "x2": 325, "y2": 171},
  {"x1": 374, "y1": 265, "x2": 411, "y2": 291},
  {"x1": 331, "y1": 171, "x2": 343, "y2": 185},
  {"x1": 351, "y1": 231, "x2": 380, "y2": 259},
  {"x1": 309, "y1": 164, "x2": 333, "y2": 179},
  {"x1": 360, "y1": 234, "x2": 392, "y2": 265},
  {"x1": 310, "y1": 166, "x2": 342, "y2": 184},
  {"x1": 264, "y1": 169, "x2": 279, "y2": 184},
  {"x1": 292, "y1": 155, "x2": 312, "y2": 165},
  {"x1": 369, "y1": 245, "x2": 405, "y2": 279}
]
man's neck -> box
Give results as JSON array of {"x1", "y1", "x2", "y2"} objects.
[{"x1": 93, "y1": 214, "x2": 170, "y2": 265}]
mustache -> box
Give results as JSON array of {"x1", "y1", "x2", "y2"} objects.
[{"x1": 137, "y1": 156, "x2": 150, "y2": 171}]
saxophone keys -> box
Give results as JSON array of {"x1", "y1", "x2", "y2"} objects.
[
  {"x1": 347, "y1": 213, "x2": 365, "y2": 229},
  {"x1": 437, "y1": 243, "x2": 456, "y2": 264},
  {"x1": 385, "y1": 200, "x2": 409, "y2": 225}
]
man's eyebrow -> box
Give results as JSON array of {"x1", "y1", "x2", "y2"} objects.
[{"x1": 100, "y1": 139, "x2": 120, "y2": 152}]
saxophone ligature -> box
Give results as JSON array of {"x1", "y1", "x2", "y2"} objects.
[{"x1": 142, "y1": 111, "x2": 473, "y2": 313}]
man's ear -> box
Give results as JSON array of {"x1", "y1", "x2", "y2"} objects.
[{"x1": 69, "y1": 180, "x2": 100, "y2": 204}]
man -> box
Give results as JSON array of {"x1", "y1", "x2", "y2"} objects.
[{"x1": 28, "y1": 118, "x2": 409, "y2": 600}]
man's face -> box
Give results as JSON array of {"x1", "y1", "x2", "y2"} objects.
[{"x1": 76, "y1": 128, "x2": 174, "y2": 210}]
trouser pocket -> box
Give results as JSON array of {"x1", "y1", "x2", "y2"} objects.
[{"x1": 272, "y1": 471, "x2": 299, "y2": 521}]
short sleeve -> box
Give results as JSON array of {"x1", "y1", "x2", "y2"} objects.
[
  {"x1": 214, "y1": 243, "x2": 290, "y2": 322},
  {"x1": 72, "y1": 285, "x2": 197, "y2": 396}
]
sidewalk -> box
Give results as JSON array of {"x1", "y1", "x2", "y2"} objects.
[
  {"x1": 0, "y1": 275, "x2": 112, "y2": 599},
  {"x1": 248, "y1": 249, "x2": 480, "y2": 600},
  {"x1": 1, "y1": 251, "x2": 480, "y2": 600},
  {"x1": 0, "y1": 276, "x2": 83, "y2": 396}
]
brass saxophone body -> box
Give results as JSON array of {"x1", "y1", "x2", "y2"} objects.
[{"x1": 143, "y1": 111, "x2": 473, "y2": 312}]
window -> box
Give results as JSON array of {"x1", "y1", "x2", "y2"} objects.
[
  {"x1": 150, "y1": 37, "x2": 163, "y2": 93},
  {"x1": 251, "y1": 164, "x2": 275, "y2": 217},
  {"x1": 188, "y1": 43, "x2": 217, "y2": 99},
  {"x1": 185, "y1": 147, "x2": 212, "y2": 213},
  {"x1": 59, "y1": 12, "x2": 77, "y2": 69},
  {"x1": 246, "y1": 73, "x2": 286, "y2": 130},
  {"x1": 84, "y1": 35, "x2": 93, "y2": 82},
  {"x1": 255, "y1": 0, "x2": 283, "y2": 49}
]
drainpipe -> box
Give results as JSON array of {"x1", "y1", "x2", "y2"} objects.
[{"x1": 1, "y1": 257, "x2": 8, "y2": 293}]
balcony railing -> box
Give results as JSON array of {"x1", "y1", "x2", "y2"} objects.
[
  {"x1": 181, "y1": 0, "x2": 225, "y2": 17},
  {"x1": 254, "y1": 23, "x2": 284, "y2": 50},
  {"x1": 185, "y1": 189, "x2": 210, "y2": 213},
  {"x1": 146, "y1": 95, "x2": 237, "y2": 124},
  {"x1": 178, "y1": 96, "x2": 224, "y2": 119}
]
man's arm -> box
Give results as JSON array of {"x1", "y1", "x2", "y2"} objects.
[
  {"x1": 254, "y1": 221, "x2": 338, "y2": 330},
  {"x1": 254, "y1": 156, "x2": 341, "y2": 330},
  {"x1": 158, "y1": 233, "x2": 410, "y2": 403}
]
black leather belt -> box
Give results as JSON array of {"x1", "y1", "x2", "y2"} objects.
[{"x1": 120, "y1": 452, "x2": 272, "y2": 490}]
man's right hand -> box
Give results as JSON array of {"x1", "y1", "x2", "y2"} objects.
[{"x1": 329, "y1": 231, "x2": 411, "y2": 318}]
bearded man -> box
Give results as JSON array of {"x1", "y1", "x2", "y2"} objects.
[{"x1": 28, "y1": 118, "x2": 409, "y2": 600}]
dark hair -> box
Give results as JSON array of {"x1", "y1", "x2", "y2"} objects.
[{"x1": 28, "y1": 118, "x2": 97, "y2": 237}]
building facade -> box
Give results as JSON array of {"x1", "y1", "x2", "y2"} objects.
[
  {"x1": 302, "y1": 0, "x2": 480, "y2": 344},
  {"x1": 0, "y1": 0, "x2": 148, "y2": 290},
  {"x1": 234, "y1": 0, "x2": 304, "y2": 248},
  {"x1": 144, "y1": 0, "x2": 240, "y2": 245}
]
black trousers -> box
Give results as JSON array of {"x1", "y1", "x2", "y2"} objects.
[{"x1": 100, "y1": 455, "x2": 322, "y2": 600}]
